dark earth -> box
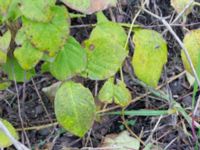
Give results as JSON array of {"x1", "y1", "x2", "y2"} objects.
[{"x1": 1, "y1": 0, "x2": 200, "y2": 149}]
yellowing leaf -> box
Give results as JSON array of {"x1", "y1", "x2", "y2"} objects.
[
  {"x1": 84, "y1": 13, "x2": 127, "y2": 80},
  {"x1": 22, "y1": 6, "x2": 70, "y2": 56},
  {"x1": 0, "y1": 81, "x2": 11, "y2": 91},
  {"x1": 0, "y1": 119, "x2": 19, "y2": 148},
  {"x1": 2, "y1": 57, "x2": 35, "y2": 82},
  {"x1": 114, "y1": 80, "x2": 131, "y2": 107},
  {"x1": 0, "y1": 51, "x2": 7, "y2": 65},
  {"x1": 181, "y1": 29, "x2": 200, "y2": 75},
  {"x1": 0, "y1": 0, "x2": 21, "y2": 21},
  {"x1": 50, "y1": 37, "x2": 87, "y2": 80},
  {"x1": 19, "y1": 0, "x2": 55, "y2": 22},
  {"x1": 98, "y1": 79, "x2": 131, "y2": 107},
  {"x1": 171, "y1": 0, "x2": 193, "y2": 15},
  {"x1": 0, "y1": 0, "x2": 11, "y2": 16},
  {"x1": 132, "y1": 29, "x2": 168, "y2": 87},
  {"x1": 55, "y1": 81, "x2": 96, "y2": 137},
  {"x1": 98, "y1": 78, "x2": 114, "y2": 103},
  {"x1": 61, "y1": 0, "x2": 117, "y2": 14},
  {"x1": 0, "y1": 30, "x2": 11, "y2": 65},
  {"x1": 14, "y1": 41, "x2": 43, "y2": 70}
]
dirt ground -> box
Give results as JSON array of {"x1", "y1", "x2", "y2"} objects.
[{"x1": 1, "y1": 0, "x2": 200, "y2": 149}]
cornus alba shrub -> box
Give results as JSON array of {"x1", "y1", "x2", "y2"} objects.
[{"x1": 0, "y1": 0, "x2": 199, "y2": 148}]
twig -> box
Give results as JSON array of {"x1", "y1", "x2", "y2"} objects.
[{"x1": 0, "y1": 120, "x2": 30, "y2": 150}]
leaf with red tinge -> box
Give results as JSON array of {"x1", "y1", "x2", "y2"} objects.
[{"x1": 61, "y1": 0, "x2": 117, "y2": 14}]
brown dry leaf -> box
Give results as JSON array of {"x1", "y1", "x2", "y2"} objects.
[
  {"x1": 100, "y1": 131, "x2": 140, "y2": 150},
  {"x1": 61, "y1": 0, "x2": 117, "y2": 14}
]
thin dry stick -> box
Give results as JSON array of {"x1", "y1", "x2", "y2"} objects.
[
  {"x1": 16, "y1": 122, "x2": 58, "y2": 131},
  {"x1": 31, "y1": 78, "x2": 53, "y2": 123},
  {"x1": 13, "y1": 72, "x2": 31, "y2": 148},
  {"x1": 0, "y1": 120, "x2": 30, "y2": 150},
  {"x1": 142, "y1": 8, "x2": 200, "y2": 117}
]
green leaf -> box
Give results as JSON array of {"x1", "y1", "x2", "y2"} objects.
[
  {"x1": 0, "y1": 0, "x2": 11, "y2": 16},
  {"x1": 61, "y1": 0, "x2": 117, "y2": 14},
  {"x1": 132, "y1": 29, "x2": 168, "y2": 87},
  {"x1": 22, "y1": 6, "x2": 70, "y2": 56},
  {"x1": 0, "y1": 30, "x2": 11, "y2": 65},
  {"x1": 14, "y1": 40, "x2": 43, "y2": 70},
  {"x1": 0, "y1": 119, "x2": 19, "y2": 148},
  {"x1": 84, "y1": 13, "x2": 127, "y2": 80},
  {"x1": 15, "y1": 27, "x2": 26, "y2": 45},
  {"x1": 50, "y1": 37, "x2": 87, "y2": 80},
  {"x1": 55, "y1": 81, "x2": 96, "y2": 137},
  {"x1": 0, "y1": 81, "x2": 11, "y2": 90},
  {"x1": 114, "y1": 80, "x2": 131, "y2": 107},
  {"x1": 0, "y1": 30, "x2": 11, "y2": 53},
  {"x1": 18, "y1": 0, "x2": 55, "y2": 22},
  {"x1": 2, "y1": 57, "x2": 35, "y2": 82},
  {"x1": 0, "y1": 0, "x2": 21, "y2": 21},
  {"x1": 98, "y1": 78, "x2": 114, "y2": 103},
  {"x1": 0, "y1": 51, "x2": 7, "y2": 65},
  {"x1": 98, "y1": 79, "x2": 131, "y2": 107},
  {"x1": 181, "y1": 29, "x2": 200, "y2": 75}
]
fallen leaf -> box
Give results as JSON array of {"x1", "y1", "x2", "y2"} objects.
[
  {"x1": 100, "y1": 131, "x2": 140, "y2": 150},
  {"x1": 42, "y1": 81, "x2": 61, "y2": 102}
]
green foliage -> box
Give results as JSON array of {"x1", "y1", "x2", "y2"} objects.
[
  {"x1": 98, "y1": 78, "x2": 114, "y2": 103},
  {"x1": 1, "y1": 0, "x2": 196, "y2": 139},
  {"x1": 14, "y1": 40, "x2": 43, "y2": 70},
  {"x1": 84, "y1": 12, "x2": 127, "y2": 80},
  {"x1": 0, "y1": 81, "x2": 11, "y2": 90},
  {"x1": 0, "y1": 0, "x2": 21, "y2": 21},
  {"x1": 18, "y1": 0, "x2": 55, "y2": 22},
  {"x1": 49, "y1": 37, "x2": 87, "y2": 80},
  {"x1": 98, "y1": 78, "x2": 131, "y2": 107},
  {"x1": 22, "y1": 6, "x2": 70, "y2": 56},
  {"x1": 0, "y1": 119, "x2": 19, "y2": 148},
  {"x1": 0, "y1": 30, "x2": 11, "y2": 65},
  {"x1": 181, "y1": 29, "x2": 200, "y2": 75},
  {"x1": 132, "y1": 29, "x2": 168, "y2": 87},
  {"x1": 55, "y1": 81, "x2": 96, "y2": 137},
  {"x1": 2, "y1": 57, "x2": 35, "y2": 82}
]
